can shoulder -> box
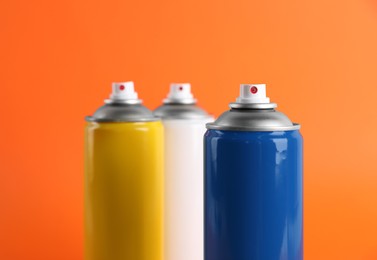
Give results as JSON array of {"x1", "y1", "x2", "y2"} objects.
[
  {"x1": 86, "y1": 103, "x2": 159, "y2": 122},
  {"x1": 153, "y1": 103, "x2": 212, "y2": 120},
  {"x1": 206, "y1": 108, "x2": 300, "y2": 132}
]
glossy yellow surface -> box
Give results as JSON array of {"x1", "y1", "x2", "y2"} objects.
[{"x1": 85, "y1": 121, "x2": 164, "y2": 260}]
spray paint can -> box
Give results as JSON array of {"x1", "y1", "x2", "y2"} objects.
[
  {"x1": 85, "y1": 82, "x2": 164, "y2": 260},
  {"x1": 204, "y1": 84, "x2": 303, "y2": 260},
  {"x1": 154, "y1": 83, "x2": 213, "y2": 260}
]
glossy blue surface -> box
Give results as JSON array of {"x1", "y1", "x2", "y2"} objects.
[{"x1": 204, "y1": 130, "x2": 303, "y2": 260}]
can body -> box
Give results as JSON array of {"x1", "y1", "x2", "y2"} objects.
[
  {"x1": 204, "y1": 129, "x2": 303, "y2": 260},
  {"x1": 85, "y1": 121, "x2": 164, "y2": 260},
  {"x1": 163, "y1": 118, "x2": 211, "y2": 260}
]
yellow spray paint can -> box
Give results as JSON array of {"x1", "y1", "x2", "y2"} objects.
[{"x1": 85, "y1": 82, "x2": 164, "y2": 260}]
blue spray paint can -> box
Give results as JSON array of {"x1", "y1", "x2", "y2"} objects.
[{"x1": 205, "y1": 84, "x2": 303, "y2": 260}]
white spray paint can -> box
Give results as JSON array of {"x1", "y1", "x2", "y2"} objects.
[{"x1": 154, "y1": 83, "x2": 213, "y2": 260}]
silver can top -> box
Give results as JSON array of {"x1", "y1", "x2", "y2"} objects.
[
  {"x1": 206, "y1": 84, "x2": 300, "y2": 131},
  {"x1": 86, "y1": 81, "x2": 159, "y2": 122},
  {"x1": 154, "y1": 83, "x2": 212, "y2": 120}
]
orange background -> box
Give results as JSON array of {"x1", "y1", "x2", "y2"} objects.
[{"x1": 1, "y1": 0, "x2": 377, "y2": 259}]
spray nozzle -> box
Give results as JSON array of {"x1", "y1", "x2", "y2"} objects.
[
  {"x1": 163, "y1": 83, "x2": 196, "y2": 104},
  {"x1": 236, "y1": 84, "x2": 270, "y2": 104},
  {"x1": 104, "y1": 81, "x2": 142, "y2": 104},
  {"x1": 109, "y1": 81, "x2": 138, "y2": 101}
]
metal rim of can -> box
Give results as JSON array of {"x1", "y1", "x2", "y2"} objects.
[
  {"x1": 229, "y1": 102, "x2": 278, "y2": 109},
  {"x1": 104, "y1": 99, "x2": 142, "y2": 105},
  {"x1": 206, "y1": 122, "x2": 301, "y2": 131},
  {"x1": 85, "y1": 116, "x2": 160, "y2": 122},
  {"x1": 163, "y1": 98, "x2": 197, "y2": 105}
]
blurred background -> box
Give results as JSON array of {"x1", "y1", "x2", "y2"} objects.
[{"x1": 1, "y1": 0, "x2": 377, "y2": 259}]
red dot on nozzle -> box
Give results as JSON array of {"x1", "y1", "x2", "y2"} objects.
[
  {"x1": 119, "y1": 85, "x2": 125, "y2": 91},
  {"x1": 179, "y1": 86, "x2": 183, "y2": 91},
  {"x1": 250, "y1": 86, "x2": 258, "y2": 94}
]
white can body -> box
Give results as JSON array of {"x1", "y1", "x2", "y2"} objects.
[{"x1": 163, "y1": 118, "x2": 212, "y2": 260}]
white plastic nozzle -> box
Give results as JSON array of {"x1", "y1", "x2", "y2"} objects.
[
  {"x1": 163, "y1": 83, "x2": 196, "y2": 103},
  {"x1": 168, "y1": 83, "x2": 193, "y2": 100},
  {"x1": 236, "y1": 84, "x2": 270, "y2": 104},
  {"x1": 110, "y1": 81, "x2": 138, "y2": 101}
]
